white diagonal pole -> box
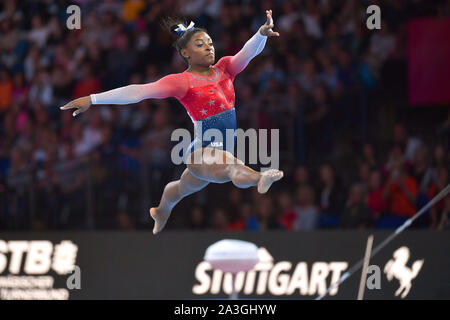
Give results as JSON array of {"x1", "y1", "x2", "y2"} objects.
[
  {"x1": 316, "y1": 184, "x2": 449, "y2": 300},
  {"x1": 357, "y1": 235, "x2": 374, "y2": 300}
]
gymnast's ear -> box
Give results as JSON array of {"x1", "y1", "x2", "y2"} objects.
[{"x1": 180, "y1": 48, "x2": 189, "y2": 59}]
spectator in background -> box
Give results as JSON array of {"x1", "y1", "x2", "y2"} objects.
[
  {"x1": 58, "y1": 108, "x2": 74, "y2": 141},
  {"x1": 188, "y1": 205, "x2": 207, "y2": 230},
  {"x1": 28, "y1": 15, "x2": 50, "y2": 49},
  {"x1": 105, "y1": 31, "x2": 136, "y2": 88},
  {"x1": 383, "y1": 161, "x2": 418, "y2": 220},
  {"x1": 11, "y1": 72, "x2": 29, "y2": 106},
  {"x1": 340, "y1": 183, "x2": 372, "y2": 229},
  {"x1": 357, "y1": 162, "x2": 371, "y2": 193},
  {"x1": 410, "y1": 145, "x2": 433, "y2": 194},
  {"x1": 366, "y1": 19, "x2": 395, "y2": 74},
  {"x1": 428, "y1": 144, "x2": 448, "y2": 183},
  {"x1": 225, "y1": 188, "x2": 243, "y2": 224},
  {"x1": 234, "y1": 83, "x2": 258, "y2": 129},
  {"x1": 72, "y1": 64, "x2": 101, "y2": 99},
  {"x1": 318, "y1": 164, "x2": 346, "y2": 227},
  {"x1": 210, "y1": 207, "x2": 229, "y2": 231},
  {"x1": 0, "y1": 16, "x2": 20, "y2": 52},
  {"x1": 23, "y1": 45, "x2": 41, "y2": 83},
  {"x1": 6, "y1": 146, "x2": 32, "y2": 228},
  {"x1": 0, "y1": 172, "x2": 6, "y2": 228},
  {"x1": 278, "y1": 0, "x2": 301, "y2": 32},
  {"x1": 0, "y1": 69, "x2": 12, "y2": 111},
  {"x1": 409, "y1": 145, "x2": 437, "y2": 228},
  {"x1": 293, "y1": 165, "x2": 311, "y2": 188},
  {"x1": 335, "y1": 48, "x2": 357, "y2": 128},
  {"x1": 228, "y1": 202, "x2": 253, "y2": 231},
  {"x1": 277, "y1": 191, "x2": 297, "y2": 230},
  {"x1": 28, "y1": 69, "x2": 54, "y2": 108},
  {"x1": 292, "y1": 185, "x2": 319, "y2": 231},
  {"x1": 437, "y1": 197, "x2": 450, "y2": 231},
  {"x1": 98, "y1": 125, "x2": 118, "y2": 162},
  {"x1": 121, "y1": 0, "x2": 146, "y2": 23},
  {"x1": 367, "y1": 170, "x2": 387, "y2": 223},
  {"x1": 83, "y1": 110, "x2": 104, "y2": 153},
  {"x1": 0, "y1": 112, "x2": 16, "y2": 157},
  {"x1": 318, "y1": 54, "x2": 339, "y2": 94},
  {"x1": 392, "y1": 123, "x2": 423, "y2": 164},
  {"x1": 428, "y1": 167, "x2": 449, "y2": 230},
  {"x1": 301, "y1": 0, "x2": 323, "y2": 39},
  {"x1": 116, "y1": 210, "x2": 136, "y2": 230},
  {"x1": 90, "y1": 149, "x2": 110, "y2": 225},
  {"x1": 258, "y1": 57, "x2": 285, "y2": 91},
  {"x1": 249, "y1": 196, "x2": 284, "y2": 231},
  {"x1": 304, "y1": 85, "x2": 331, "y2": 159},
  {"x1": 360, "y1": 143, "x2": 378, "y2": 170},
  {"x1": 288, "y1": 82, "x2": 308, "y2": 164},
  {"x1": 297, "y1": 59, "x2": 319, "y2": 93},
  {"x1": 53, "y1": 141, "x2": 88, "y2": 228},
  {"x1": 52, "y1": 66, "x2": 74, "y2": 109},
  {"x1": 142, "y1": 105, "x2": 174, "y2": 171},
  {"x1": 71, "y1": 121, "x2": 90, "y2": 158},
  {"x1": 382, "y1": 144, "x2": 409, "y2": 178}
]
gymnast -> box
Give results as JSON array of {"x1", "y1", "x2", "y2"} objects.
[{"x1": 60, "y1": 10, "x2": 283, "y2": 234}]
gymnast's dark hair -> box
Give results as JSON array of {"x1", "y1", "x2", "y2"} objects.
[{"x1": 161, "y1": 17, "x2": 208, "y2": 65}]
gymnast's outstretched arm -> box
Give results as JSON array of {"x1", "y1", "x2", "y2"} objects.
[
  {"x1": 226, "y1": 9, "x2": 279, "y2": 77},
  {"x1": 60, "y1": 73, "x2": 187, "y2": 116}
]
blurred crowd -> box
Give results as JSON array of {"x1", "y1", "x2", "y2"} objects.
[{"x1": 0, "y1": 0, "x2": 449, "y2": 231}]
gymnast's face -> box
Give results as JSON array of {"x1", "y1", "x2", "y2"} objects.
[{"x1": 182, "y1": 31, "x2": 215, "y2": 67}]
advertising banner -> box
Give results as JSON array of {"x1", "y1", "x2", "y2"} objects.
[{"x1": 0, "y1": 231, "x2": 449, "y2": 300}]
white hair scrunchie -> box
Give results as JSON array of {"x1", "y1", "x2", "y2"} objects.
[{"x1": 174, "y1": 21, "x2": 195, "y2": 35}]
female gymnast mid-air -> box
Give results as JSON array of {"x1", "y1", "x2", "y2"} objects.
[{"x1": 60, "y1": 10, "x2": 284, "y2": 234}]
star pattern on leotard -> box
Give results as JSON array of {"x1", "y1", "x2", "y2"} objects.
[{"x1": 181, "y1": 66, "x2": 237, "y2": 120}]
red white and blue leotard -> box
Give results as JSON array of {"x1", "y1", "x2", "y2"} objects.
[{"x1": 90, "y1": 30, "x2": 267, "y2": 158}]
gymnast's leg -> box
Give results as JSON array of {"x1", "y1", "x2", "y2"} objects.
[
  {"x1": 150, "y1": 168, "x2": 209, "y2": 234},
  {"x1": 187, "y1": 147, "x2": 283, "y2": 193},
  {"x1": 150, "y1": 147, "x2": 283, "y2": 234}
]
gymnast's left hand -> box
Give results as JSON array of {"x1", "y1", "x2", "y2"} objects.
[
  {"x1": 259, "y1": 9, "x2": 280, "y2": 37},
  {"x1": 60, "y1": 96, "x2": 92, "y2": 117}
]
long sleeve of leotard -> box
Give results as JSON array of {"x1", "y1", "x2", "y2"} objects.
[
  {"x1": 90, "y1": 73, "x2": 187, "y2": 105},
  {"x1": 226, "y1": 29, "x2": 267, "y2": 77}
]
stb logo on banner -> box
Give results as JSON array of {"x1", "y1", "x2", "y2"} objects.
[{"x1": 0, "y1": 240, "x2": 79, "y2": 300}]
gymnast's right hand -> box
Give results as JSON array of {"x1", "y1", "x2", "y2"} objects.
[{"x1": 60, "y1": 96, "x2": 92, "y2": 117}]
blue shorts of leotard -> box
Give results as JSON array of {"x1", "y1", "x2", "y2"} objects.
[{"x1": 183, "y1": 108, "x2": 237, "y2": 163}]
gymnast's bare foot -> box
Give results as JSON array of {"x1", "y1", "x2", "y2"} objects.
[
  {"x1": 150, "y1": 207, "x2": 171, "y2": 235},
  {"x1": 257, "y1": 169, "x2": 284, "y2": 194}
]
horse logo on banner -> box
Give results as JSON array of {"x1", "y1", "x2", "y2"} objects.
[{"x1": 384, "y1": 246, "x2": 424, "y2": 298}]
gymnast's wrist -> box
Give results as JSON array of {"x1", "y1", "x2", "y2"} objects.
[
  {"x1": 90, "y1": 94, "x2": 97, "y2": 105},
  {"x1": 258, "y1": 27, "x2": 268, "y2": 37}
]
